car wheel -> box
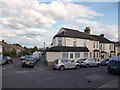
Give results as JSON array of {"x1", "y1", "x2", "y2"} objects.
[
  {"x1": 59, "y1": 66, "x2": 64, "y2": 71},
  {"x1": 97, "y1": 63, "x2": 99, "y2": 67},
  {"x1": 22, "y1": 65, "x2": 24, "y2": 68},
  {"x1": 108, "y1": 70, "x2": 112, "y2": 74},
  {"x1": 86, "y1": 64, "x2": 89, "y2": 68},
  {"x1": 76, "y1": 65, "x2": 80, "y2": 69}
]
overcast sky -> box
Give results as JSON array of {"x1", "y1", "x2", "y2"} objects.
[{"x1": 0, "y1": 0, "x2": 118, "y2": 48}]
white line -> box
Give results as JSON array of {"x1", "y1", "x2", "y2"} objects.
[
  {"x1": 38, "y1": 74, "x2": 70, "y2": 82},
  {"x1": 2, "y1": 65, "x2": 14, "y2": 70},
  {"x1": 99, "y1": 79, "x2": 118, "y2": 88}
]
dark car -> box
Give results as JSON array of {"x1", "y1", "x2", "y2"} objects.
[
  {"x1": 107, "y1": 58, "x2": 120, "y2": 75},
  {"x1": 100, "y1": 58, "x2": 110, "y2": 66},
  {"x1": 20, "y1": 56, "x2": 25, "y2": 60},
  {"x1": 22, "y1": 56, "x2": 37, "y2": 68}
]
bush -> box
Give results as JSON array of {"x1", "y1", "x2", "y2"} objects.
[{"x1": 3, "y1": 50, "x2": 17, "y2": 58}]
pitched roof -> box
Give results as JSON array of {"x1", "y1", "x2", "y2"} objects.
[
  {"x1": 115, "y1": 41, "x2": 120, "y2": 47},
  {"x1": 53, "y1": 27, "x2": 114, "y2": 43},
  {"x1": 53, "y1": 27, "x2": 99, "y2": 41},
  {"x1": 90, "y1": 35, "x2": 114, "y2": 43},
  {"x1": 46, "y1": 46, "x2": 89, "y2": 52}
]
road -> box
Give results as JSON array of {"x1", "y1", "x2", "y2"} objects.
[{"x1": 2, "y1": 57, "x2": 119, "y2": 88}]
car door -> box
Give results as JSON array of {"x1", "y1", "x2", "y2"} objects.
[
  {"x1": 87, "y1": 59, "x2": 93, "y2": 66},
  {"x1": 62, "y1": 59, "x2": 70, "y2": 68},
  {"x1": 92, "y1": 59, "x2": 97, "y2": 66}
]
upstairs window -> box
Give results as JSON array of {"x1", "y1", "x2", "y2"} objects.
[
  {"x1": 93, "y1": 42, "x2": 95, "y2": 48},
  {"x1": 96, "y1": 42, "x2": 99, "y2": 48},
  {"x1": 84, "y1": 40, "x2": 86, "y2": 47},
  {"x1": 100, "y1": 44, "x2": 102, "y2": 50},
  {"x1": 58, "y1": 37, "x2": 62, "y2": 46},
  {"x1": 73, "y1": 39, "x2": 76, "y2": 47}
]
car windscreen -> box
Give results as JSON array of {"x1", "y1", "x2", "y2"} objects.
[
  {"x1": 78, "y1": 59, "x2": 86, "y2": 62},
  {"x1": 109, "y1": 60, "x2": 120, "y2": 65},
  {"x1": 25, "y1": 58, "x2": 34, "y2": 61}
]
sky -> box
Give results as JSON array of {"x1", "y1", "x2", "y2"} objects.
[{"x1": 0, "y1": 0, "x2": 119, "y2": 48}]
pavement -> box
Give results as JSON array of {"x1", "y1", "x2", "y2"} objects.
[{"x1": 2, "y1": 56, "x2": 120, "y2": 88}]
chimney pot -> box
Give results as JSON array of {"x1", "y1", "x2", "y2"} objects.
[
  {"x1": 84, "y1": 27, "x2": 90, "y2": 34},
  {"x1": 100, "y1": 34, "x2": 104, "y2": 37}
]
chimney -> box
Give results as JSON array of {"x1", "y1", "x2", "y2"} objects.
[
  {"x1": 2, "y1": 40, "x2": 4, "y2": 42},
  {"x1": 84, "y1": 27, "x2": 90, "y2": 34},
  {"x1": 100, "y1": 34, "x2": 104, "y2": 37}
]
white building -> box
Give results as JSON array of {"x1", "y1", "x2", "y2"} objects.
[
  {"x1": 46, "y1": 27, "x2": 115, "y2": 66},
  {"x1": 115, "y1": 41, "x2": 120, "y2": 56}
]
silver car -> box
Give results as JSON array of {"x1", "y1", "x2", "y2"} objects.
[
  {"x1": 77, "y1": 58, "x2": 100, "y2": 68},
  {"x1": 52, "y1": 58, "x2": 80, "y2": 71}
]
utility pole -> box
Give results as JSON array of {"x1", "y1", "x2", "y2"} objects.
[{"x1": 44, "y1": 42, "x2": 45, "y2": 60}]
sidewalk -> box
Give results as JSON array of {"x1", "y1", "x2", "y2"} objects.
[{"x1": 34, "y1": 56, "x2": 50, "y2": 71}]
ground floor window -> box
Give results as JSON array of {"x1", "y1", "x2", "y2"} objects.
[
  {"x1": 97, "y1": 52, "x2": 99, "y2": 58},
  {"x1": 70, "y1": 53, "x2": 73, "y2": 58},
  {"x1": 90, "y1": 52, "x2": 92, "y2": 58},
  {"x1": 75, "y1": 52, "x2": 80, "y2": 58},
  {"x1": 62, "y1": 52, "x2": 68, "y2": 59},
  {"x1": 93, "y1": 52, "x2": 95, "y2": 58},
  {"x1": 84, "y1": 52, "x2": 88, "y2": 58}
]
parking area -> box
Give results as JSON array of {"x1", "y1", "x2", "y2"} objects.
[{"x1": 2, "y1": 56, "x2": 119, "y2": 88}]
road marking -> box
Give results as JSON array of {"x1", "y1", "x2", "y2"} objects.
[
  {"x1": 38, "y1": 74, "x2": 70, "y2": 82},
  {"x1": 2, "y1": 65, "x2": 14, "y2": 70},
  {"x1": 99, "y1": 79, "x2": 118, "y2": 88}
]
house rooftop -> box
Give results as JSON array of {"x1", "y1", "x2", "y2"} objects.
[
  {"x1": 46, "y1": 46, "x2": 89, "y2": 52},
  {"x1": 53, "y1": 27, "x2": 114, "y2": 43},
  {"x1": 115, "y1": 41, "x2": 120, "y2": 47},
  {"x1": 90, "y1": 34, "x2": 114, "y2": 43}
]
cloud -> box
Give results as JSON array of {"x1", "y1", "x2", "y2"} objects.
[
  {"x1": 2, "y1": 0, "x2": 113, "y2": 48},
  {"x1": 74, "y1": 19, "x2": 101, "y2": 28},
  {"x1": 16, "y1": 28, "x2": 50, "y2": 37},
  {"x1": 39, "y1": 1, "x2": 103, "y2": 20},
  {"x1": 92, "y1": 25, "x2": 118, "y2": 41}
]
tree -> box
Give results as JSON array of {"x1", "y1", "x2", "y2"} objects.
[{"x1": 33, "y1": 46, "x2": 38, "y2": 51}]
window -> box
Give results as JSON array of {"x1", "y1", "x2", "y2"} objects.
[
  {"x1": 97, "y1": 53, "x2": 99, "y2": 58},
  {"x1": 75, "y1": 52, "x2": 80, "y2": 58},
  {"x1": 73, "y1": 39, "x2": 76, "y2": 47},
  {"x1": 109, "y1": 44, "x2": 113, "y2": 50},
  {"x1": 93, "y1": 42, "x2": 95, "y2": 48},
  {"x1": 100, "y1": 44, "x2": 102, "y2": 50},
  {"x1": 58, "y1": 37, "x2": 62, "y2": 46},
  {"x1": 84, "y1": 40, "x2": 86, "y2": 46},
  {"x1": 84, "y1": 52, "x2": 88, "y2": 58},
  {"x1": 62, "y1": 52, "x2": 68, "y2": 59},
  {"x1": 103, "y1": 44, "x2": 105, "y2": 50},
  {"x1": 90, "y1": 52, "x2": 92, "y2": 58},
  {"x1": 70, "y1": 53, "x2": 73, "y2": 58},
  {"x1": 93, "y1": 52, "x2": 95, "y2": 58},
  {"x1": 96, "y1": 42, "x2": 98, "y2": 48}
]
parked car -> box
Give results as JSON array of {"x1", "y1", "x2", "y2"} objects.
[
  {"x1": 100, "y1": 58, "x2": 111, "y2": 66},
  {"x1": 52, "y1": 58, "x2": 80, "y2": 71},
  {"x1": 107, "y1": 56, "x2": 120, "y2": 75},
  {"x1": 20, "y1": 56, "x2": 25, "y2": 60},
  {"x1": 6, "y1": 56, "x2": 13, "y2": 64},
  {"x1": 2, "y1": 56, "x2": 7, "y2": 65},
  {"x1": 2, "y1": 56, "x2": 13, "y2": 65},
  {"x1": 77, "y1": 58, "x2": 99, "y2": 68},
  {"x1": 22, "y1": 56, "x2": 37, "y2": 68}
]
